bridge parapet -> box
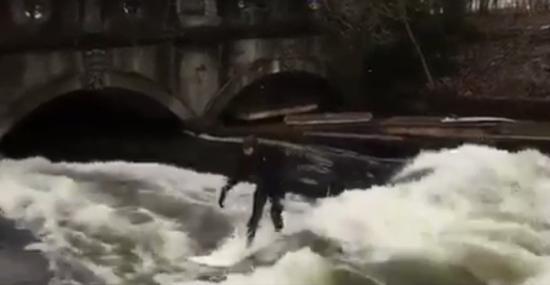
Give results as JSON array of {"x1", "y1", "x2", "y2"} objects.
[{"x1": 0, "y1": 0, "x2": 322, "y2": 51}]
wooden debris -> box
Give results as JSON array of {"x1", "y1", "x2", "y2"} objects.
[
  {"x1": 285, "y1": 112, "x2": 373, "y2": 126},
  {"x1": 234, "y1": 104, "x2": 318, "y2": 121},
  {"x1": 304, "y1": 132, "x2": 404, "y2": 141},
  {"x1": 440, "y1": 116, "x2": 516, "y2": 124}
]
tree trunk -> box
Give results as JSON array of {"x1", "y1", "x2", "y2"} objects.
[
  {"x1": 399, "y1": 1, "x2": 434, "y2": 89},
  {"x1": 479, "y1": 0, "x2": 490, "y2": 14}
]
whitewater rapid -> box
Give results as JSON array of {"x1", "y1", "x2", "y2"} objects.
[{"x1": 1, "y1": 144, "x2": 550, "y2": 285}]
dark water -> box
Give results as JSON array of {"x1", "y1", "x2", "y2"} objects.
[{"x1": 0, "y1": 218, "x2": 53, "y2": 285}]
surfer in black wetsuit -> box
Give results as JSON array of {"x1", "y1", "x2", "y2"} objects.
[{"x1": 218, "y1": 136, "x2": 285, "y2": 246}]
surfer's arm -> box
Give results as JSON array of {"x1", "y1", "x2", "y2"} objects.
[
  {"x1": 218, "y1": 178, "x2": 238, "y2": 208},
  {"x1": 219, "y1": 156, "x2": 250, "y2": 208}
]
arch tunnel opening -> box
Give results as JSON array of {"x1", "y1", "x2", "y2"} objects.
[
  {"x1": 221, "y1": 72, "x2": 340, "y2": 126},
  {"x1": 0, "y1": 88, "x2": 185, "y2": 161}
]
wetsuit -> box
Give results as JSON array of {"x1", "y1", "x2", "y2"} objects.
[{"x1": 219, "y1": 144, "x2": 285, "y2": 246}]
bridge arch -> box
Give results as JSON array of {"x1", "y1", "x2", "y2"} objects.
[
  {"x1": 0, "y1": 71, "x2": 193, "y2": 159},
  {"x1": 1, "y1": 71, "x2": 193, "y2": 137},
  {"x1": 203, "y1": 57, "x2": 334, "y2": 122}
]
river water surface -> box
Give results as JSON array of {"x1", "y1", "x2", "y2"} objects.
[{"x1": 1, "y1": 144, "x2": 549, "y2": 285}]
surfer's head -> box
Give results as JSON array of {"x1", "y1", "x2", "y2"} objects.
[{"x1": 242, "y1": 135, "x2": 257, "y2": 156}]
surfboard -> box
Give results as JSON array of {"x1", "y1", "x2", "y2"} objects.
[{"x1": 189, "y1": 233, "x2": 284, "y2": 268}]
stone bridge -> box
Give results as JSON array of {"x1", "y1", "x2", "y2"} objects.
[{"x1": 0, "y1": 0, "x2": 332, "y2": 136}]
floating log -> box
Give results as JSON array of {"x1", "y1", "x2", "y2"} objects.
[
  {"x1": 285, "y1": 112, "x2": 373, "y2": 126},
  {"x1": 234, "y1": 104, "x2": 318, "y2": 121},
  {"x1": 440, "y1": 116, "x2": 517, "y2": 124},
  {"x1": 423, "y1": 95, "x2": 550, "y2": 121}
]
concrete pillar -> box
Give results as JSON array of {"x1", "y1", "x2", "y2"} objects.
[{"x1": 177, "y1": 47, "x2": 221, "y2": 116}]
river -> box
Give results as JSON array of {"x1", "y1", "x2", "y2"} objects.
[{"x1": 0, "y1": 144, "x2": 549, "y2": 285}]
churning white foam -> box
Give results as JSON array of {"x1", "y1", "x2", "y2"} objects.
[
  {"x1": 0, "y1": 158, "x2": 259, "y2": 284},
  {"x1": 2, "y1": 145, "x2": 550, "y2": 285},
  {"x1": 305, "y1": 144, "x2": 550, "y2": 285},
  {"x1": 187, "y1": 144, "x2": 550, "y2": 285}
]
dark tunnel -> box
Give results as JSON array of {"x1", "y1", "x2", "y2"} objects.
[{"x1": 0, "y1": 88, "x2": 186, "y2": 162}]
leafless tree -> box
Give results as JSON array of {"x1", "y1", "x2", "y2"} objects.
[
  {"x1": 321, "y1": 0, "x2": 436, "y2": 88},
  {"x1": 396, "y1": 0, "x2": 435, "y2": 88}
]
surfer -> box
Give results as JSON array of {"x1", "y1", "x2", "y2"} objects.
[{"x1": 218, "y1": 135, "x2": 286, "y2": 246}]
